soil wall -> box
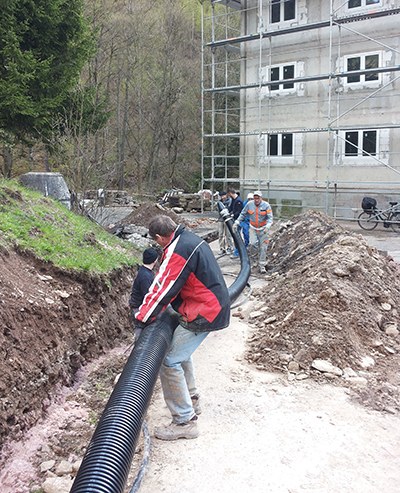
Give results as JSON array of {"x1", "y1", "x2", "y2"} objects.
[{"x1": 0, "y1": 246, "x2": 134, "y2": 449}]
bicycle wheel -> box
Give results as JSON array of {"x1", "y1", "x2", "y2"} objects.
[
  {"x1": 390, "y1": 212, "x2": 400, "y2": 233},
  {"x1": 357, "y1": 211, "x2": 379, "y2": 230}
]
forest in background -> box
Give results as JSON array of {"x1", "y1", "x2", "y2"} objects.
[{"x1": 0, "y1": 0, "x2": 212, "y2": 195}]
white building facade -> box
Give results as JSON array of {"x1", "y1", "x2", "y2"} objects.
[{"x1": 202, "y1": 0, "x2": 400, "y2": 218}]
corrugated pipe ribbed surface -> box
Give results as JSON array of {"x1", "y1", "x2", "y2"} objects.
[
  {"x1": 70, "y1": 209, "x2": 250, "y2": 493},
  {"x1": 70, "y1": 310, "x2": 178, "y2": 492}
]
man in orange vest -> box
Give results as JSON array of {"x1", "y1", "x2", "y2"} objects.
[{"x1": 233, "y1": 190, "x2": 273, "y2": 273}]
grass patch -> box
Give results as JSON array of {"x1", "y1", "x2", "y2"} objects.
[{"x1": 0, "y1": 179, "x2": 139, "y2": 273}]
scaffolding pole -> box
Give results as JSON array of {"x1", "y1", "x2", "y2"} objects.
[{"x1": 201, "y1": 1, "x2": 400, "y2": 219}]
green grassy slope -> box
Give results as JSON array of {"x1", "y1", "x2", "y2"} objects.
[{"x1": 0, "y1": 180, "x2": 139, "y2": 272}]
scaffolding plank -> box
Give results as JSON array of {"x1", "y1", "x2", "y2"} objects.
[
  {"x1": 212, "y1": 0, "x2": 242, "y2": 11},
  {"x1": 206, "y1": 8, "x2": 400, "y2": 48}
]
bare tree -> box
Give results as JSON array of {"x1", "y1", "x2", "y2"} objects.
[{"x1": 7, "y1": 0, "x2": 205, "y2": 196}]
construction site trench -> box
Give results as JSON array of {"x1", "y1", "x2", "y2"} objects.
[{"x1": 1, "y1": 207, "x2": 400, "y2": 492}]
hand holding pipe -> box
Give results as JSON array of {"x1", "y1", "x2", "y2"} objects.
[{"x1": 217, "y1": 200, "x2": 251, "y2": 303}]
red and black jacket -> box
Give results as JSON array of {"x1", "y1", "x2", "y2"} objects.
[{"x1": 135, "y1": 225, "x2": 230, "y2": 332}]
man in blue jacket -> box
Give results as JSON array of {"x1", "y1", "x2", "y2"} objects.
[
  {"x1": 134, "y1": 215, "x2": 230, "y2": 440},
  {"x1": 227, "y1": 187, "x2": 243, "y2": 258},
  {"x1": 241, "y1": 192, "x2": 253, "y2": 247}
]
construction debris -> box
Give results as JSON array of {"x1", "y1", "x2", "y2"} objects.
[
  {"x1": 110, "y1": 201, "x2": 219, "y2": 245},
  {"x1": 160, "y1": 189, "x2": 215, "y2": 212}
]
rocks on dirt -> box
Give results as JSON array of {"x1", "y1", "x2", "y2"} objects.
[
  {"x1": 311, "y1": 359, "x2": 343, "y2": 376},
  {"x1": 159, "y1": 189, "x2": 215, "y2": 212},
  {"x1": 111, "y1": 201, "x2": 219, "y2": 246},
  {"x1": 35, "y1": 458, "x2": 81, "y2": 493},
  {"x1": 41, "y1": 475, "x2": 74, "y2": 493},
  {"x1": 0, "y1": 350, "x2": 130, "y2": 493},
  {"x1": 83, "y1": 189, "x2": 138, "y2": 207},
  {"x1": 244, "y1": 210, "x2": 400, "y2": 413}
]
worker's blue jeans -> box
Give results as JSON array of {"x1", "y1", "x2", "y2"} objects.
[
  {"x1": 160, "y1": 324, "x2": 209, "y2": 424},
  {"x1": 241, "y1": 220, "x2": 250, "y2": 247}
]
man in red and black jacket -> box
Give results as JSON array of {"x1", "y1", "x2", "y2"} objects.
[{"x1": 134, "y1": 215, "x2": 230, "y2": 440}]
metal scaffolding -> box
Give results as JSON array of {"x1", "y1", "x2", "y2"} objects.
[{"x1": 201, "y1": 0, "x2": 400, "y2": 219}]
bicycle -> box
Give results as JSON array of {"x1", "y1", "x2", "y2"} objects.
[{"x1": 357, "y1": 197, "x2": 400, "y2": 233}]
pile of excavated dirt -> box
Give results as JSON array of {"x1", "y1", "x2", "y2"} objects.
[
  {"x1": 243, "y1": 210, "x2": 400, "y2": 413},
  {"x1": 119, "y1": 201, "x2": 218, "y2": 242},
  {"x1": 120, "y1": 203, "x2": 184, "y2": 228},
  {"x1": 121, "y1": 201, "x2": 217, "y2": 230}
]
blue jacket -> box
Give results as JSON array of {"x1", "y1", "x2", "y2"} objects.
[
  {"x1": 229, "y1": 195, "x2": 243, "y2": 221},
  {"x1": 129, "y1": 265, "x2": 155, "y2": 309}
]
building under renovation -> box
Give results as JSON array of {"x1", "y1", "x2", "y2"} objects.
[{"x1": 201, "y1": 0, "x2": 400, "y2": 219}]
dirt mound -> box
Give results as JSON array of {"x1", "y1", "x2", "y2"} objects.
[
  {"x1": 121, "y1": 202, "x2": 184, "y2": 228},
  {"x1": 0, "y1": 247, "x2": 133, "y2": 449},
  {"x1": 119, "y1": 201, "x2": 218, "y2": 242},
  {"x1": 244, "y1": 210, "x2": 400, "y2": 413}
]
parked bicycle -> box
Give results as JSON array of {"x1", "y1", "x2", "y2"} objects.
[{"x1": 357, "y1": 197, "x2": 400, "y2": 233}]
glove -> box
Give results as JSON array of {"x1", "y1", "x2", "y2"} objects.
[
  {"x1": 134, "y1": 320, "x2": 147, "y2": 333},
  {"x1": 133, "y1": 312, "x2": 147, "y2": 331},
  {"x1": 232, "y1": 221, "x2": 239, "y2": 233}
]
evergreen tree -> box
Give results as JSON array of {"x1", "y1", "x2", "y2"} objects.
[{"x1": 0, "y1": 0, "x2": 94, "y2": 142}]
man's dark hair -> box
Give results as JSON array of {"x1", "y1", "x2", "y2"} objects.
[
  {"x1": 227, "y1": 187, "x2": 236, "y2": 195},
  {"x1": 148, "y1": 215, "x2": 177, "y2": 239}
]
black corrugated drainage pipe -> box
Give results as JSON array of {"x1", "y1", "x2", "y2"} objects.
[
  {"x1": 217, "y1": 201, "x2": 251, "y2": 303},
  {"x1": 70, "y1": 209, "x2": 251, "y2": 493},
  {"x1": 70, "y1": 308, "x2": 179, "y2": 493}
]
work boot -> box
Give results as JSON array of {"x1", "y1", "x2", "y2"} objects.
[
  {"x1": 191, "y1": 395, "x2": 202, "y2": 415},
  {"x1": 154, "y1": 417, "x2": 199, "y2": 441}
]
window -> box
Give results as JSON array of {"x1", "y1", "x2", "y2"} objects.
[
  {"x1": 348, "y1": 0, "x2": 380, "y2": 8},
  {"x1": 268, "y1": 134, "x2": 293, "y2": 156},
  {"x1": 269, "y1": 134, "x2": 278, "y2": 155},
  {"x1": 262, "y1": 133, "x2": 303, "y2": 165},
  {"x1": 269, "y1": 64, "x2": 295, "y2": 91},
  {"x1": 339, "y1": 129, "x2": 389, "y2": 166},
  {"x1": 271, "y1": 0, "x2": 295, "y2": 24},
  {"x1": 345, "y1": 130, "x2": 377, "y2": 157},
  {"x1": 261, "y1": 61, "x2": 305, "y2": 98},
  {"x1": 345, "y1": 53, "x2": 380, "y2": 85}
]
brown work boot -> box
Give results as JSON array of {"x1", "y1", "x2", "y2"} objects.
[
  {"x1": 191, "y1": 395, "x2": 202, "y2": 415},
  {"x1": 154, "y1": 418, "x2": 199, "y2": 441}
]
